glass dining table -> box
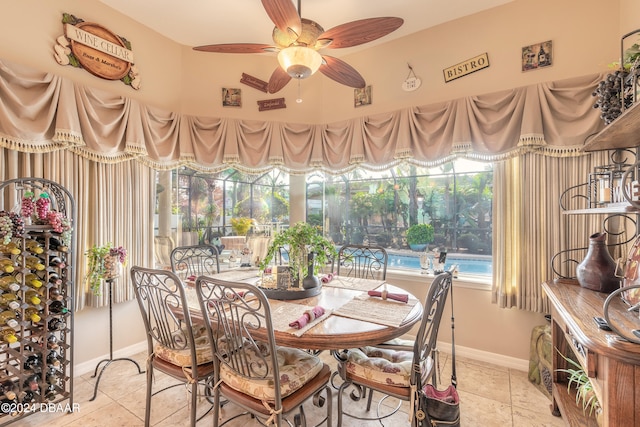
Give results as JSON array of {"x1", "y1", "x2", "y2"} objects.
[{"x1": 183, "y1": 268, "x2": 423, "y2": 351}]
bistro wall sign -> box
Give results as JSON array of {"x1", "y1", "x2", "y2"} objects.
[
  {"x1": 54, "y1": 13, "x2": 140, "y2": 90},
  {"x1": 443, "y1": 53, "x2": 489, "y2": 83}
]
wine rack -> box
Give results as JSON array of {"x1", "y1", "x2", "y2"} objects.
[{"x1": 0, "y1": 178, "x2": 74, "y2": 425}]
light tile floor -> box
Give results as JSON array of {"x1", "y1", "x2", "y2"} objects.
[{"x1": 15, "y1": 350, "x2": 565, "y2": 427}]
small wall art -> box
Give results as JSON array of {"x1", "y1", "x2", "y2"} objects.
[
  {"x1": 354, "y1": 85, "x2": 372, "y2": 107},
  {"x1": 522, "y1": 40, "x2": 552, "y2": 72},
  {"x1": 222, "y1": 88, "x2": 242, "y2": 107}
]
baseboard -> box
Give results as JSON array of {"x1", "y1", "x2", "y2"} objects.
[
  {"x1": 73, "y1": 341, "x2": 148, "y2": 378},
  {"x1": 438, "y1": 340, "x2": 529, "y2": 371}
]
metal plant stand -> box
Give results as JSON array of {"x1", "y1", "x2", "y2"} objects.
[{"x1": 90, "y1": 278, "x2": 144, "y2": 401}]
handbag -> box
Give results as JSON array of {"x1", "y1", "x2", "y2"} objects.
[{"x1": 416, "y1": 277, "x2": 460, "y2": 427}]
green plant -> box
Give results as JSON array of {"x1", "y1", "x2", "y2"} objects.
[
  {"x1": 85, "y1": 243, "x2": 127, "y2": 295},
  {"x1": 259, "y1": 222, "x2": 337, "y2": 283},
  {"x1": 556, "y1": 352, "x2": 601, "y2": 417},
  {"x1": 406, "y1": 223, "x2": 435, "y2": 245},
  {"x1": 230, "y1": 217, "x2": 252, "y2": 236}
]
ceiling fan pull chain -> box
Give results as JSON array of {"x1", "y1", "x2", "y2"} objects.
[{"x1": 296, "y1": 79, "x2": 303, "y2": 103}]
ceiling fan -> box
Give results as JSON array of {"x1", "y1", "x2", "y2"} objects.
[{"x1": 193, "y1": 0, "x2": 404, "y2": 94}]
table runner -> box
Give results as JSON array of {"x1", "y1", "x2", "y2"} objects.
[{"x1": 333, "y1": 291, "x2": 419, "y2": 327}]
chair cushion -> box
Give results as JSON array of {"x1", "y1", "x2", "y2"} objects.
[
  {"x1": 220, "y1": 344, "x2": 323, "y2": 401},
  {"x1": 154, "y1": 324, "x2": 213, "y2": 367},
  {"x1": 345, "y1": 346, "x2": 414, "y2": 387}
]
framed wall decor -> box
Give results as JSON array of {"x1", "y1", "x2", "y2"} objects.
[
  {"x1": 354, "y1": 85, "x2": 372, "y2": 107},
  {"x1": 222, "y1": 88, "x2": 242, "y2": 107},
  {"x1": 522, "y1": 40, "x2": 553, "y2": 71}
]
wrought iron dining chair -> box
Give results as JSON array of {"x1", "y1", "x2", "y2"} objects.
[
  {"x1": 195, "y1": 276, "x2": 333, "y2": 427},
  {"x1": 170, "y1": 244, "x2": 220, "y2": 277},
  {"x1": 334, "y1": 244, "x2": 388, "y2": 280},
  {"x1": 130, "y1": 266, "x2": 216, "y2": 427},
  {"x1": 334, "y1": 270, "x2": 454, "y2": 427}
]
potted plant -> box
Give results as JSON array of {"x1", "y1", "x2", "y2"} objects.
[
  {"x1": 259, "y1": 222, "x2": 337, "y2": 286},
  {"x1": 85, "y1": 243, "x2": 127, "y2": 295},
  {"x1": 556, "y1": 353, "x2": 603, "y2": 424},
  {"x1": 230, "y1": 217, "x2": 252, "y2": 236},
  {"x1": 406, "y1": 223, "x2": 435, "y2": 251}
]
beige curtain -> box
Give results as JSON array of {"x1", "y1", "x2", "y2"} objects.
[
  {"x1": 0, "y1": 148, "x2": 154, "y2": 310},
  {"x1": 491, "y1": 150, "x2": 621, "y2": 311}
]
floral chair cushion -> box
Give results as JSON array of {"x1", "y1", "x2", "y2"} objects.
[
  {"x1": 154, "y1": 324, "x2": 213, "y2": 367},
  {"x1": 220, "y1": 344, "x2": 323, "y2": 401},
  {"x1": 345, "y1": 346, "x2": 414, "y2": 387}
]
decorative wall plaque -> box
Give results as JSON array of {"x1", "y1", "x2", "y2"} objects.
[
  {"x1": 222, "y1": 88, "x2": 242, "y2": 107},
  {"x1": 257, "y1": 98, "x2": 286, "y2": 111},
  {"x1": 443, "y1": 53, "x2": 489, "y2": 83},
  {"x1": 54, "y1": 13, "x2": 140, "y2": 90},
  {"x1": 240, "y1": 73, "x2": 269, "y2": 93},
  {"x1": 522, "y1": 40, "x2": 553, "y2": 72}
]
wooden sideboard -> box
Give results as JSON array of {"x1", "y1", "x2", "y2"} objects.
[{"x1": 543, "y1": 279, "x2": 640, "y2": 426}]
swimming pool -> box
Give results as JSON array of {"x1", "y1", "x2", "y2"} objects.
[{"x1": 386, "y1": 251, "x2": 492, "y2": 276}]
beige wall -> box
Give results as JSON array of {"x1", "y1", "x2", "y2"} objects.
[{"x1": 0, "y1": 0, "x2": 638, "y2": 370}]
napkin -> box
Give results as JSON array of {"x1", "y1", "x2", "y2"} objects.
[
  {"x1": 367, "y1": 289, "x2": 409, "y2": 303},
  {"x1": 321, "y1": 272, "x2": 335, "y2": 283},
  {"x1": 289, "y1": 305, "x2": 325, "y2": 329}
]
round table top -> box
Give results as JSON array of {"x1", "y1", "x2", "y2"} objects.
[{"x1": 185, "y1": 274, "x2": 423, "y2": 351}]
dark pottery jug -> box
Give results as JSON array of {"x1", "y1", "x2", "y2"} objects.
[
  {"x1": 576, "y1": 232, "x2": 620, "y2": 293},
  {"x1": 302, "y1": 253, "x2": 320, "y2": 290}
]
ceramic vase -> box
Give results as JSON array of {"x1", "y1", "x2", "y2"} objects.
[
  {"x1": 302, "y1": 253, "x2": 320, "y2": 289},
  {"x1": 576, "y1": 232, "x2": 620, "y2": 293}
]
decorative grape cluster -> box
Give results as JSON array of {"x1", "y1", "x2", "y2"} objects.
[
  {"x1": 109, "y1": 245, "x2": 127, "y2": 263},
  {"x1": 593, "y1": 70, "x2": 635, "y2": 125},
  {"x1": 35, "y1": 192, "x2": 51, "y2": 220},
  {"x1": 20, "y1": 191, "x2": 35, "y2": 218},
  {"x1": 0, "y1": 211, "x2": 25, "y2": 244}
]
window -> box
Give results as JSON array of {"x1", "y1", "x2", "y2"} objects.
[{"x1": 306, "y1": 160, "x2": 493, "y2": 276}]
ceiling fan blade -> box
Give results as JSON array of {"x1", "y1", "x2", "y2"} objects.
[
  {"x1": 267, "y1": 66, "x2": 292, "y2": 93},
  {"x1": 261, "y1": 0, "x2": 302, "y2": 36},
  {"x1": 193, "y1": 43, "x2": 274, "y2": 54},
  {"x1": 318, "y1": 17, "x2": 404, "y2": 49},
  {"x1": 319, "y1": 56, "x2": 365, "y2": 88}
]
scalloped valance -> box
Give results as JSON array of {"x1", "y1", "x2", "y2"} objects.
[{"x1": 0, "y1": 59, "x2": 605, "y2": 174}]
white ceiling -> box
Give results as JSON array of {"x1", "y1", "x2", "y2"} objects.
[{"x1": 99, "y1": 0, "x2": 513, "y2": 56}]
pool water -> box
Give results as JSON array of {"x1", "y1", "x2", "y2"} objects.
[{"x1": 387, "y1": 252, "x2": 492, "y2": 276}]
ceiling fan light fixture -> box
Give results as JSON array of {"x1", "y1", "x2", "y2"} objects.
[{"x1": 277, "y1": 46, "x2": 322, "y2": 79}]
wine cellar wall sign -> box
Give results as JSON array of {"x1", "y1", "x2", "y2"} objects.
[
  {"x1": 443, "y1": 53, "x2": 490, "y2": 83},
  {"x1": 522, "y1": 40, "x2": 553, "y2": 72},
  {"x1": 53, "y1": 13, "x2": 140, "y2": 90}
]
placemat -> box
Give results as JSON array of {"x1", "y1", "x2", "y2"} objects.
[
  {"x1": 269, "y1": 302, "x2": 332, "y2": 337},
  {"x1": 322, "y1": 276, "x2": 384, "y2": 292},
  {"x1": 333, "y1": 292, "x2": 418, "y2": 327}
]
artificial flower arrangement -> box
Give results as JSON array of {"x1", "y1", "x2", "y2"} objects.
[{"x1": 85, "y1": 243, "x2": 128, "y2": 295}]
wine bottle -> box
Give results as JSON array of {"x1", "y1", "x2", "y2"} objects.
[
  {"x1": 0, "y1": 328, "x2": 19, "y2": 344},
  {"x1": 0, "y1": 259, "x2": 16, "y2": 273},
  {"x1": 47, "y1": 272, "x2": 62, "y2": 286},
  {"x1": 0, "y1": 293, "x2": 21, "y2": 311},
  {"x1": 0, "y1": 242, "x2": 21, "y2": 256},
  {"x1": 24, "y1": 240, "x2": 44, "y2": 255},
  {"x1": 0, "y1": 276, "x2": 20, "y2": 292},
  {"x1": 47, "y1": 318, "x2": 65, "y2": 331},
  {"x1": 25, "y1": 307, "x2": 42, "y2": 323},
  {"x1": 24, "y1": 273, "x2": 43, "y2": 289},
  {"x1": 49, "y1": 301, "x2": 68, "y2": 315},
  {"x1": 48, "y1": 256, "x2": 66, "y2": 269},
  {"x1": 0, "y1": 379, "x2": 17, "y2": 401},
  {"x1": 25, "y1": 290, "x2": 42, "y2": 306},
  {"x1": 44, "y1": 383, "x2": 57, "y2": 401},
  {"x1": 21, "y1": 256, "x2": 45, "y2": 271},
  {"x1": 48, "y1": 287, "x2": 64, "y2": 301},
  {"x1": 0, "y1": 310, "x2": 19, "y2": 329},
  {"x1": 23, "y1": 354, "x2": 42, "y2": 373},
  {"x1": 21, "y1": 389, "x2": 39, "y2": 405},
  {"x1": 46, "y1": 351, "x2": 62, "y2": 368},
  {"x1": 22, "y1": 374, "x2": 40, "y2": 393},
  {"x1": 36, "y1": 236, "x2": 68, "y2": 253},
  {"x1": 46, "y1": 334, "x2": 59, "y2": 349}
]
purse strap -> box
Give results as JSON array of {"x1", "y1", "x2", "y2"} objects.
[{"x1": 449, "y1": 272, "x2": 457, "y2": 388}]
